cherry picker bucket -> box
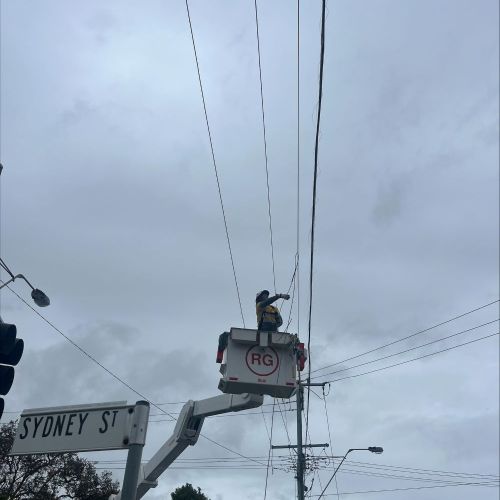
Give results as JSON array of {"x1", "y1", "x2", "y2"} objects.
[{"x1": 217, "y1": 328, "x2": 301, "y2": 399}]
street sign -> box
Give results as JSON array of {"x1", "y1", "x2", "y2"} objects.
[{"x1": 11, "y1": 401, "x2": 135, "y2": 455}]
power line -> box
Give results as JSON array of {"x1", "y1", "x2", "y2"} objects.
[
  {"x1": 30, "y1": 451, "x2": 500, "y2": 479},
  {"x1": 263, "y1": 400, "x2": 276, "y2": 499},
  {"x1": 331, "y1": 467, "x2": 498, "y2": 486},
  {"x1": 276, "y1": 398, "x2": 294, "y2": 462},
  {"x1": 95, "y1": 465, "x2": 286, "y2": 471},
  {"x1": 148, "y1": 408, "x2": 295, "y2": 422},
  {"x1": 296, "y1": 0, "x2": 301, "y2": 338},
  {"x1": 260, "y1": 406, "x2": 272, "y2": 443},
  {"x1": 91, "y1": 455, "x2": 500, "y2": 482},
  {"x1": 327, "y1": 332, "x2": 499, "y2": 383},
  {"x1": 184, "y1": 0, "x2": 245, "y2": 327},
  {"x1": 82, "y1": 454, "x2": 500, "y2": 487},
  {"x1": 254, "y1": 0, "x2": 277, "y2": 295},
  {"x1": 308, "y1": 458, "x2": 499, "y2": 482},
  {"x1": 321, "y1": 385, "x2": 339, "y2": 499},
  {"x1": 312, "y1": 482, "x2": 499, "y2": 496},
  {"x1": 154, "y1": 400, "x2": 294, "y2": 408},
  {"x1": 4, "y1": 283, "x2": 270, "y2": 468},
  {"x1": 94, "y1": 455, "x2": 293, "y2": 464},
  {"x1": 311, "y1": 319, "x2": 498, "y2": 380},
  {"x1": 312, "y1": 299, "x2": 499, "y2": 375},
  {"x1": 284, "y1": 262, "x2": 298, "y2": 332},
  {"x1": 2, "y1": 400, "x2": 295, "y2": 416},
  {"x1": 2, "y1": 282, "x2": 177, "y2": 421},
  {"x1": 305, "y1": 0, "x2": 327, "y2": 441},
  {"x1": 342, "y1": 460, "x2": 500, "y2": 480}
]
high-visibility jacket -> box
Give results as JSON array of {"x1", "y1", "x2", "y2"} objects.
[{"x1": 256, "y1": 303, "x2": 283, "y2": 331}]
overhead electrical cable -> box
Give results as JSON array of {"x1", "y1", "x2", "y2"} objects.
[
  {"x1": 2, "y1": 404, "x2": 294, "y2": 418},
  {"x1": 326, "y1": 332, "x2": 499, "y2": 383},
  {"x1": 185, "y1": 0, "x2": 245, "y2": 327},
  {"x1": 153, "y1": 400, "x2": 293, "y2": 408},
  {"x1": 296, "y1": 0, "x2": 301, "y2": 337},
  {"x1": 311, "y1": 319, "x2": 499, "y2": 379},
  {"x1": 312, "y1": 482, "x2": 498, "y2": 500},
  {"x1": 285, "y1": 264, "x2": 298, "y2": 332},
  {"x1": 96, "y1": 464, "x2": 287, "y2": 471},
  {"x1": 279, "y1": 254, "x2": 298, "y2": 329},
  {"x1": 312, "y1": 299, "x2": 499, "y2": 375},
  {"x1": 279, "y1": 256, "x2": 298, "y2": 315},
  {"x1": 5, "y1": 283, "x2": 270, "y2": 467},
  {"x1": 312, "y1": 482, "x2": 499, "y2": 497},
  {"x1": 260, "y1": 407, "x2": 272, "y2": 444},
  {"x1": 315, "y1": 460, "x2": 499, "y2": 482},
  {"x1": 91, "y1": 455, "x2": 500, "y2": 481},
  {"x1": 148, "y1": 407, "x2": 295, "y2": 423},
  {"x1": 3, "y1": 283, "x2": 176, "y2": 421},
  {"x1": 254, "y1": 0, "x2": 277, "y2": 294},
  {"x1": 276, "y1": 398, "x2": 294, "y2": 464},
  {"x1": 327, "y1": 467, "x2": 498, "y2": 485},
  {"x1": 338, "y1": 465, "x2": 499, "y2": 483},
  {"x1": 342, "y1": 460, "x2": 499, "y2": 479},
  {"x1": 316, "y1": 462, "x2": 498, "y2": 499},
  {"x1": 305, "y1": 0, "x2": 327, "y2": 441},
  {"x1": 263, "y1": 401, "x2": 277, "y2": 500},
  {"x1": 321, "y1": 385, "x2": 340, "y2": 500}
]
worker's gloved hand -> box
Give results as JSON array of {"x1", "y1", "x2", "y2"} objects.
[{"x1": 280, "y1": 294, "x2": 290, "y2": 300}]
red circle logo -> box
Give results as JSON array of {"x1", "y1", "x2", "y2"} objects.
[{"x1": 245, "y1": 346, "x2": 279, "y2": 376}]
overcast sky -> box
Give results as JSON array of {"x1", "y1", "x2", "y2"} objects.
[{"x1": 0, "y1": 1, "x2": 498, "y2": 499}]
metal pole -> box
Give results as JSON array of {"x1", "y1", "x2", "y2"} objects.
[
  {"x1": 296, "y1": 384, "x2": 305, "y2": 500},
  {"x1": 121, "y1": 401, "x2": 150, "y2": 500},
  {"x1": 295, "y1": 381, "x2": 327, "y2": 499}
]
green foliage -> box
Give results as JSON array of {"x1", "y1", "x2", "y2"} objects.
[
  {"x1": 171, "y1": 483, "x2": 210, "y2": 500},
  {"x1": 0, "y1": 420, "x2": 119, "y2": 499}
]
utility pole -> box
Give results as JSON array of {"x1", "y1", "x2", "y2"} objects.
[
  {"x1": 272, "y1": 381, "x2": 329, "y2": 500},
  {"x1": 296, "y1": 384, "x2": 305, "y2": 500}
]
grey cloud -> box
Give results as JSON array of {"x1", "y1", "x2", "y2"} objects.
[
  {"x1": 16, "y1": 320, "x2": 212, "y2": 409},
  {"x1": 86, "y1": 9, "x2": 118, "y2": 45},
  {"x1": 372, "y1": 178, "x2": 405, "y2": 225},
  {"x1": 59, "y1": 98, "x2": 99, "y2": 126}
]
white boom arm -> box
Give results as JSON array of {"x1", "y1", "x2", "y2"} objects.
[{"x1": 111, "y1": 392, "x2": 264, "y2": 499}]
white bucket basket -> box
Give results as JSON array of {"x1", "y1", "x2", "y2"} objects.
[{"x1": 218, "y1": 328, "x2": 298, "y2": 399}]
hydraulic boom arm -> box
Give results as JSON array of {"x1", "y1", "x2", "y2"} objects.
[{"x1": 111, "y1": 392, "x2": 263, "y2": 499}]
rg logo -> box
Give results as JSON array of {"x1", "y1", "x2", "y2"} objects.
[{"x1": 245, "y1": 346, "x2": 279, "y2": 377}]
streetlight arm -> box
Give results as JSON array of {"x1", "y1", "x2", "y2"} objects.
[
  {"x1": 317, "y1": 447, "x2": 383, "y2": 500},
  {"x1": 0, "y1": 274, "x2": 34, "y2": 292},
  {"x1": 0, "y1": 268, "x2": 50, "y2": 307},
  {"x1": 317, "y1": 449, "x2": 353, "y2": 500},
  {"x1": 0, "y1": 259, "x2": 36, "y2": 289}
]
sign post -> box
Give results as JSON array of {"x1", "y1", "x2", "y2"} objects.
[{"x1": 121, "y1": 401, "x2": 150, "y2": 500}]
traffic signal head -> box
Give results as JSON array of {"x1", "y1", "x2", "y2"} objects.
[{"x1": 0, "y1": 321, "x2": 24, "y2": 419}]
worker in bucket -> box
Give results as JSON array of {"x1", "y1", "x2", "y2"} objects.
[
  {"x1": 216, "y1": 289, "x2": 291, "y2": 363},
  {"x1": 256, "y1": 289, "x2": 290, "y2": 332}
]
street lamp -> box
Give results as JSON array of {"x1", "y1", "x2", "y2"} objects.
[
  {"x1": 317, "y1": 446, "x2": 384, "y2": 499},
  {"x1": 0, "y1": 258, "x2": 50, "y2": 307}
]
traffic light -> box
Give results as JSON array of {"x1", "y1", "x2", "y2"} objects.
[{"x1": 0, "y1": 321, "x2": 24, "y2": 419}]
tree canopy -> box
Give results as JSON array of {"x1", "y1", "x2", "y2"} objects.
[
  {"x1": 171, "y1": 483, "x2": 210, "y2": 500},
  {"x1": 0, "y1": 420, "x2": 119, "y2": 500}
]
